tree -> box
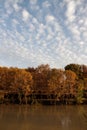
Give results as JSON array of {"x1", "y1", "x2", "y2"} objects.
[
  {"x1": 0, "y1": 67, "x2": 9, "y2": 90},
  {"x1": 81, "y1": 65, "x2": 87, "y2": 78},
  {"x1": 65, "y1": 63, "x2": 83, "y2": 79},
  {"x1": 76, "y1": 80, "x2": 84, "y2": 104},
  {"x1": 32, "y1": 64, "x2": 50, "y2": 92},
  {"x1": 48, "y1": 69, "x2": 65, "y2": 98},
  {"x1": 64, "y1": 70, "x2": 77, "y2": 96},
  {"x1": 36, "y1": 64, "x2": 50, "y2": 73},
  {"x1": 11, "y1": 68, "x2": 33, "y2": 104}
]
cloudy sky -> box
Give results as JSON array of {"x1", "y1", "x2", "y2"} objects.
[{"x1": 0, "y1": 0, "x2": 87, "y2": 68}]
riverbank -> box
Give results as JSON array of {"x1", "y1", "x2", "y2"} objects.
[{"x1": 0, "y1": 91, "x2": 87, "y2": 105}]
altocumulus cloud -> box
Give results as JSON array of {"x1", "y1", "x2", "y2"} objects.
[{"x1": 0, "y1": 0, "x2": 87, "y2": 68}]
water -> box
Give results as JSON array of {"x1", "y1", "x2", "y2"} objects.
[{"x1": 0, "y1": 105, "x2": 87, "y2": 130}]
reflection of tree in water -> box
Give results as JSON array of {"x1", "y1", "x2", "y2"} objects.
[
  {"x1": 58, "y1": 107, "x2": 72, "y2": 129},
  {"x1": 77, "y1": 106, "x2": 87, "y2": 128},
  {"x1": 83, "y1": 113, "x2": 87, "y2": 123},
  {"x1": 0, "y1": 106, "x2": 4, "y2": 119},
  {"x1": 0, "y1": 105, "x2": 87, "y2": 130},
  {"x1": 57, "y1": 106, "x2": 87, "y2": 130},
  {"x1": 61, "y1": 116, "x2": 71, "y2": 127}
]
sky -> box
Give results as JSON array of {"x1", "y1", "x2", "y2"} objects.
[{"x1": 0, "y1": 0, "x2": 87, "y2": 69}]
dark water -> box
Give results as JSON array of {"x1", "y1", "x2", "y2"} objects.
[{"x1": 0, "y1": 105, "x2": 87, "y2": 130}]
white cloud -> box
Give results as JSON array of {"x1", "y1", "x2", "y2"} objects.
[
  {"x1": 22, "y1": 9, "x2": 30, "y2": 21},
  {"x1": 29, "y1": 0, "x2": 37, "y2": 5},
  {"x1": 84, "y1": 19, "x2": 87, "y2": 26},
  {"x1": 32, "y1": 17, "x2": 38, "y2": 24},
  {"x1": 65, "y1": 0, "x2": 87, "y2": 51},
  {"x1": 45, "y1": 15, "x2": 55, "y2": 23},
  {"x1": 72, "y1": 25, "x2": 79, "y2": 35},
  {"x1": 66, "y1": 1, "x2": 76, "y2": 22},
  {"x1": 13, "y1": 3, "x2": 21, "y2": 12},
  {"x1": 4, "y1": 0, "x2": 13, "y2": 15},
  {"x1": 0, "y1": 0, "x2": 87, "y2": 68},
  {"x1": 29, "y1": 23, "x2": 35, "y2": 32},
  {"x1": 42, "y1": 1, "x2": 51, "y2": 8},
  {"x1": 12, "y1": 19, "x2": 19, "y2": 25}
]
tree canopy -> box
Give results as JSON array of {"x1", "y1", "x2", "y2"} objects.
[{"x1": 0, "y1": 63, "x2": 87, "y2": 104}]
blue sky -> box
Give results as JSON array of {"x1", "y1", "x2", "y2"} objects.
[{"x1": 0, "y1": 0, "x2": 87, "y2": 68}]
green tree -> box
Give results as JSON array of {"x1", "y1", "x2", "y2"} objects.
[
  {"x1": 76, "y1": 80, "x2": 84, "y2": 104},
  {"x1": 65, "y1": 63, "x2": 83, "y2": 79}
]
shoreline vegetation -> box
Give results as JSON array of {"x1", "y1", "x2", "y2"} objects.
[{"x1": 0, "y1": 63, "x2": 87, "y2": 105}]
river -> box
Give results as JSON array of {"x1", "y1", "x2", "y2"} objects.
[{"x1": 0, "y1": 105, "x2": 87, "y2": 130}]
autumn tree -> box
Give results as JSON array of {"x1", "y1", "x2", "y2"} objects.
[
  {"x1": 0, "y1": 63, "x2": 87, "y2": 105},
  {"x1": 48, "y1": 69, "x2": 65, "y2": 98},
  {"x1": 32, "y1": 64, "x2": 50, "y2": 93},
  {"x1": 10, "y1": 68, "x2": 33, "y2": 104},
  {"x1": 0, "y1": 67, "x2": 9, "y2": 91},
  {"x1": 64, "y1": 70, "x2": 77, "y2": 97}
]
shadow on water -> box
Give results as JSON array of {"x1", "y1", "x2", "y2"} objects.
[{"x1": 0, "y1": 105, "x2": 87, "y2": 130}]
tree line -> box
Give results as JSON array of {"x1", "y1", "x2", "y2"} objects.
[{"x1": 0, "y1": 63, "x2": 87, "y2": 104}]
